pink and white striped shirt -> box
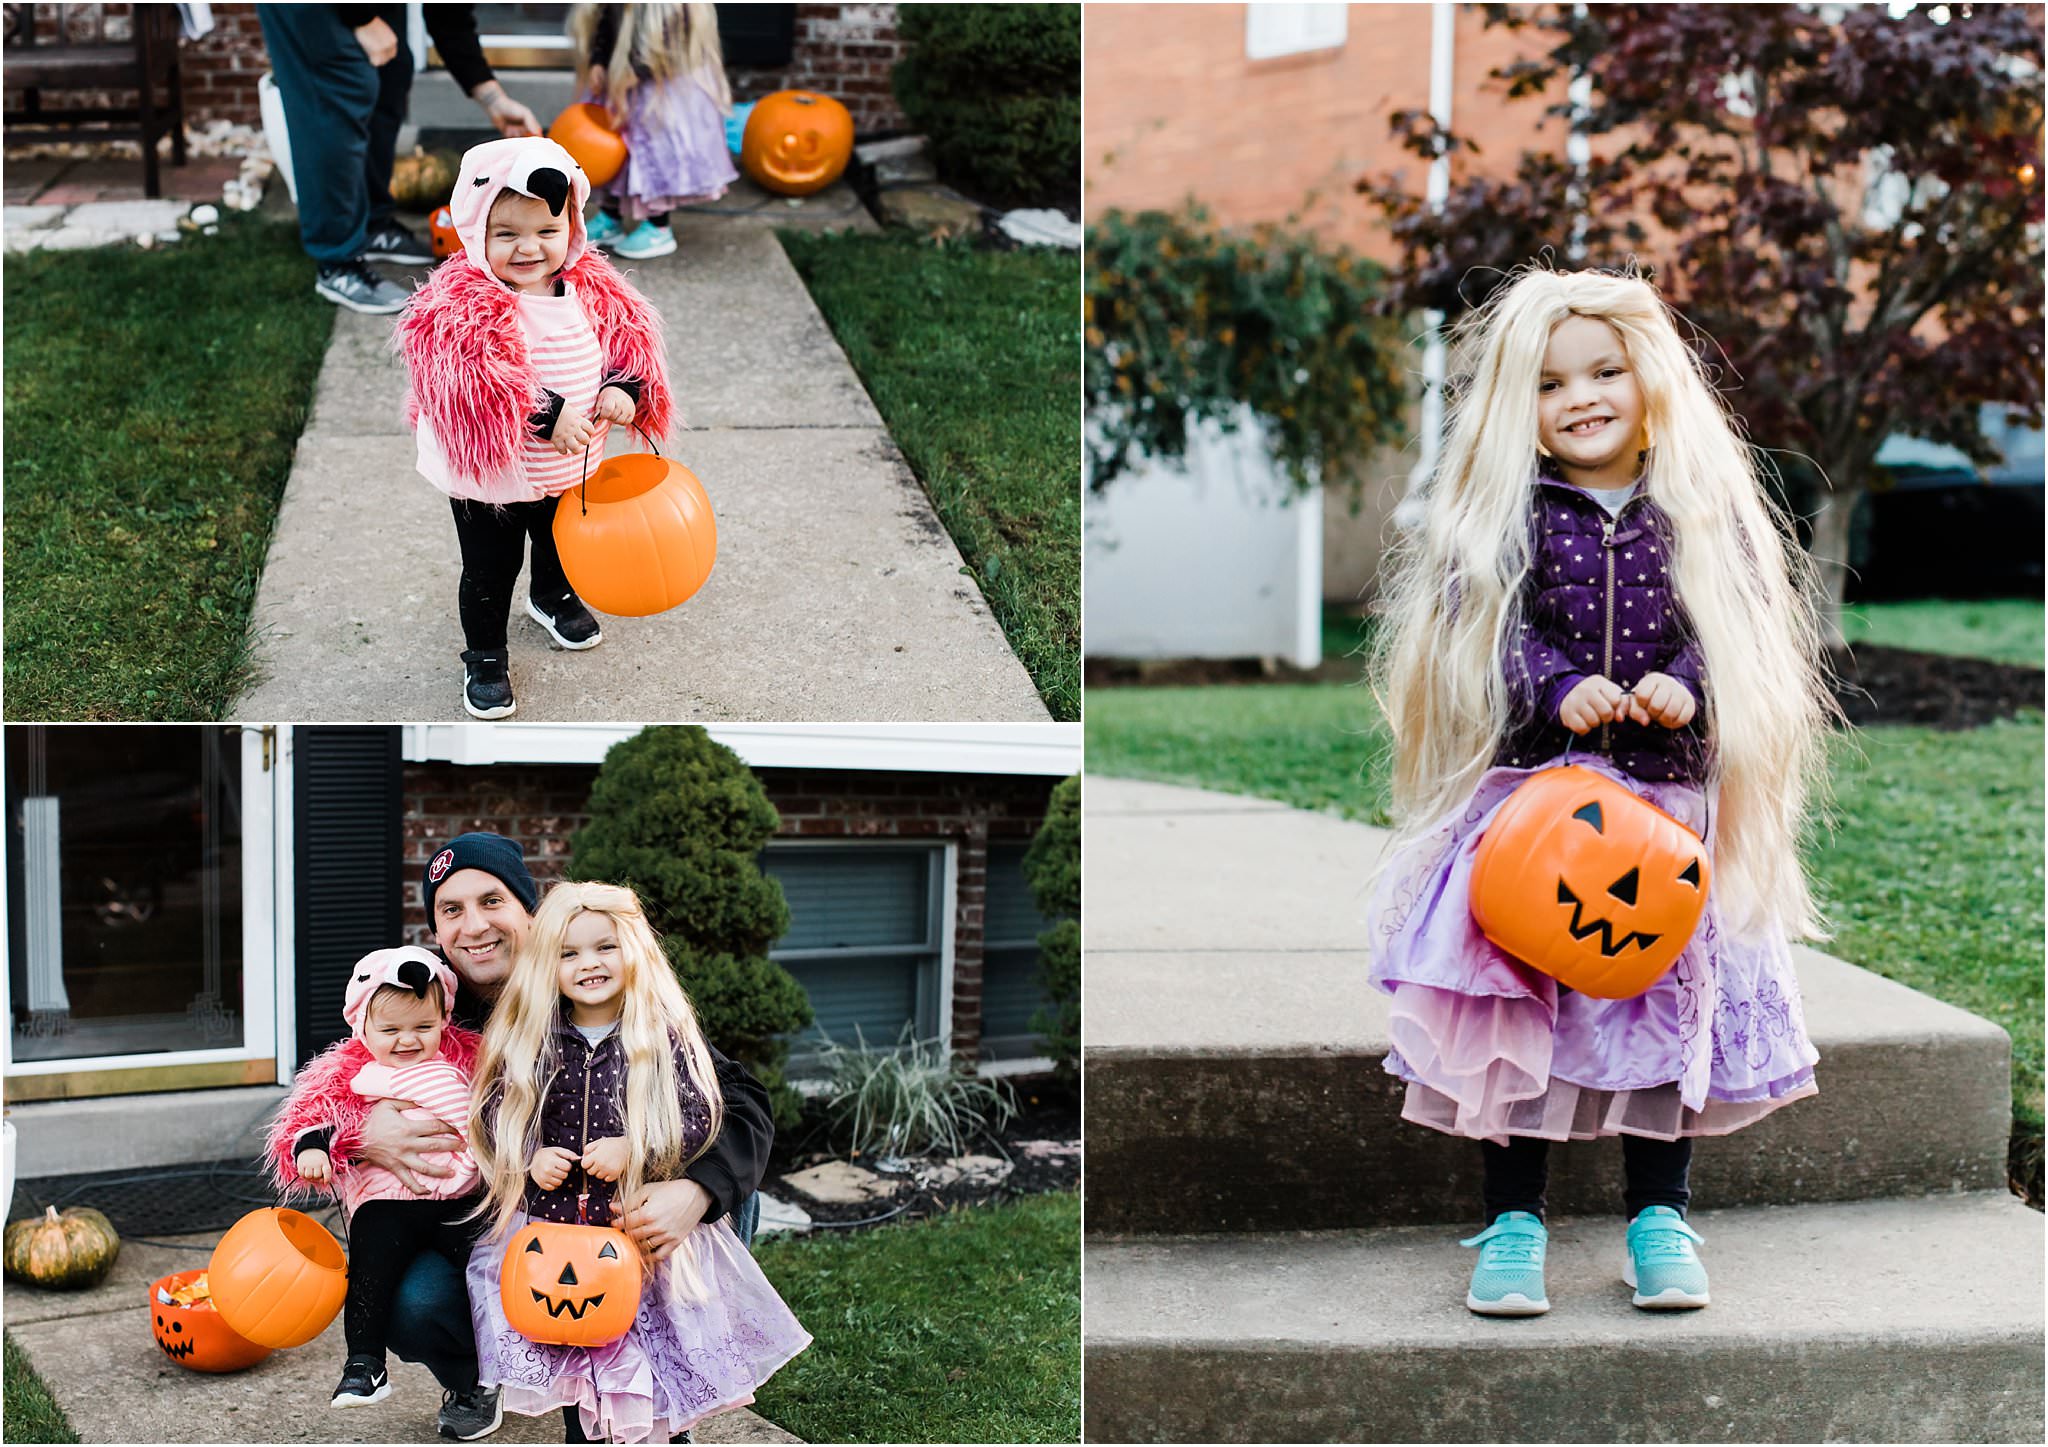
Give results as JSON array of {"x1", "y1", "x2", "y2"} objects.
[
  {"x1": 518, "y1": 280, "x2": 611, "y2": 497},
  {"x1": 336, "y1": 1055, "x2": 481, "y2": 1214}
]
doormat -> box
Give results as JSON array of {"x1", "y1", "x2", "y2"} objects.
[{"x1": 8, "y1": 1160, "x2": 289, "y2": 1241}]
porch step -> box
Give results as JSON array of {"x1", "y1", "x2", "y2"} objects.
[
  {"x1": 1084, "y1": 779, "x2": 2013, "y2": 1232},
  {"x1": 1083, "y1": 1193, "x2": 2044, "y2": 1444}
]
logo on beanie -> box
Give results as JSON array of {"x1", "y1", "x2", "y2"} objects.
[{"x1": 429, "y1": 848, "x2": 455, "y2": 883}]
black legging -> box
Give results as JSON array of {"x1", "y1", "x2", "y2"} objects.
[
  {"x1": 450, "y1": 495, "x2": 574, "y2": 652},
  {"x1": 1480, "y1": 1134, "x2": 1693, "y2": 1226},
  {"x1": 344, "y1": 1197, "x2": 486, "y2": 1367},
  {"x1": 560, "y1": 1405, "x2": 691, "y2": 1443}
]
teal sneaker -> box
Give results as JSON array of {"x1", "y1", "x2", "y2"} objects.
[
  {"x1": 1459, "y1": 1211, "x2": 1549, "y2": 1316},
  {"x1": 612, "y1": 220, "x2": 677, "y2": 260},
  {"x1": 585, "y1": 209, "x2": 623, "y2": 247},
  {"x1": 1624, "y1": 1205, "x2": 1710, "y2": 1309}
]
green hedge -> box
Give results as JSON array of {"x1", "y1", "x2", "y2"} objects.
[{"x1": 893, "y1": 4, "x2": 1080, "y2": 205}]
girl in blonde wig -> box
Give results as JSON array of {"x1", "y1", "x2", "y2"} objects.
[
  {"x1": 1364, "y1": 266, "x2": 1838, "y2": 1318},
  {"x1": 467, "y1": 881, "x2": 809, "y2": 1442},
  {"x1": 569, "y1": 4, "x2": 737, "y2": 259}
]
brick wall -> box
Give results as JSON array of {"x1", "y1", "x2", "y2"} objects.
[
  {"x1": 1085, "y1": 2, "x2": 1564, "y2": 262},
  {"x1": 4, "y1": 3, "x2": 270, "y2": 126},
  {"x1": 5, "y1": 3, "x2": 906, "y2": 137},
  {"x1": 400, "y1": 762, "x2": 1054, "y2": 1057},
  {"x1": 730, "y1": 4, "x2": 908, "y2": 136}
]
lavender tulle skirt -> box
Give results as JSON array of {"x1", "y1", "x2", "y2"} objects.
[
  {"x1": 596, "y1": 71, "x2": 738, "y2": 220},
  {"x1": 1366, "y1": 753, "x2": 1818, "y2": 1144},
  {"x1": 468, "y1": 1213, "x2": 810, "y2": 1444}
]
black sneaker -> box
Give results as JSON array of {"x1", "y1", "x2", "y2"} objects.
[
  {"x1": 439, "y1": 1383, "x2": 504, "y2": 1441},
  {"x1": 527, "y1": 592, "x2": 603, "y2": 650},
  {"x1": 361, "y1": 219, "x2": 435, "y2": 265},
  {"x1": 460, "y1": 647, "x2": 516, "y2": 719},
  {"x1": 330, "y1": 1353, "x2": 391, "y2": 1408},
  {"x1": 315, "y1": 259, "x2": 410, "y2": 315}
]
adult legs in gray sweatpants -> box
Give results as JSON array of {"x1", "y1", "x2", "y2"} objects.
[{"x1": 255, "y1": 3, "x2": 414, "y2": 265}]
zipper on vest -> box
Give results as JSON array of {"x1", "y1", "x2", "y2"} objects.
[
  {"x1": 577, "y1": 1038, "x2": 593, "y2": 1225},
  {"x1": 1600, "y1": 515, "x2": 1617, "y2": 753}
]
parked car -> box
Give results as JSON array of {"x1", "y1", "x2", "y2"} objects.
[{"x1": 1848, "y1": 405, "x2": 2044, "y2": 601}]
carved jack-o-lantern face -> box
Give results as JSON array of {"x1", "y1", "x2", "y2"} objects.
[
  {"x1": 1470, "y1": 766, "x2": 1709, "y2": 999},
  {"x1": 740, "y1": 90, "x2": 855, "y2": 196},
  {"x1": 149, "y1": 1271, "x2": 273, "y2": 1373},
  {"x1": 500, "y1": 1222, "x2": 642, "y2": 1348}
]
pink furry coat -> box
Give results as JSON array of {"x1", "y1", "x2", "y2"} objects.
[
  {"x1": 263, "y1": 1025, "x2": 483, "y2": 1210},
  {"x1": 394, "y1": 136, "x2": 674, "y2": 504}
]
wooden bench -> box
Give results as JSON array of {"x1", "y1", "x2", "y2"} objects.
[{"x1": 3, "y1": 2, "x2": 187, "y2": 198}]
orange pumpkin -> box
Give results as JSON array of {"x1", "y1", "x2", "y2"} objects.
[
  {"x1": 1469, "y1": 765, "x2": 1709, "y2": 999},
  {"x1": 550, "y1": 102, "x2": 627, "y2": 188},
  {"x1": 740, "y1": 90, "x2": 854, "y2": 196},
  {"x1": 207, "y1": 1208, "x2": 348, "y2": 1350},
  {"x1": 553, "y1": 448, "x2": 717, "y2": 617},
  {"x1": 149, "y1": 1270, "x2": 273, "y2": 1373},
  {"x1": 500, "y1": 1221, "x2": 642, "y2": 1347},
  {"x1": 429, "y1": 204, "x2": 461, "y2": 260}
]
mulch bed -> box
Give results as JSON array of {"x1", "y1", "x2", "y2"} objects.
[
  {"x1": 766, "y1": 1088, "x2": 1080, "y2": 1232},
  {"x1": 1089, "y1": 644, "x2": 2044, "y2": 731}
]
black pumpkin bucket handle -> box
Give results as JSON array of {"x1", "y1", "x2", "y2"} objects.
[{"x1": 577, "y1": 422, "x2": 663, "y2": 518}]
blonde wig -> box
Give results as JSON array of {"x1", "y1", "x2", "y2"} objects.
[
  {"x1": 1367, "y1": 266, "x2": 1838, "y2": 942},
  {"x1": 469, "y1": 881, "x2": 727, "y2": 1260},
  {"x1": 568, "y1": 3, "x2": 731, "y2": 117}
]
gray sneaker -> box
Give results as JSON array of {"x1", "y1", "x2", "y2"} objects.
[
  {"x1": 315, "y1": 259, "x2": 410, "y2": 315},
  {"x1": 438, "y1": 1384, "x2": 503, "y2": 1441}
]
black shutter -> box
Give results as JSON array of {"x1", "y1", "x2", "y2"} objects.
[{"x1": 293, "y1": 727, "x2": 403, "y2": 1067}]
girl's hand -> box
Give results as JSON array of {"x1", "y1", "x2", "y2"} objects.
[
  {"x1": 551, "y1": 405, "x2": 596, "y2": 457},
  {"x1": 1558, "y1": 674, "x2": 1626, "y2": 735},
  {"x1": 593, "y1": 386, "x2": 636, "y2": 427},
  {"x1": 296, "y1": 1149, "x2": 332, "y2": 1183},
  {"x1": 1625, "y1": 671, "x2": 1697, "y2": 729},
  {"x1": 581, "y1": 1135, "x2": 631, "y2": 1183},
  {"x1": 529, "y1": 1145, "x2": 578, "y2": 1192}
]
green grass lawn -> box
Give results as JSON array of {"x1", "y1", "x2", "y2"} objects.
[
  {"x1": 1842, "y1": 598, "x2": 2043, "y2": 668},
  {"x1": 3, "y1": 1333, "x2": 78, "y2": 1444},
  {"x1": 1088, "y1": 686, "x2": 2044, "y2": 1155},
  {"x1": 3, "y1": 217, "x2": 334, "y2": 720},
  {"x1": 752, "y1": 1192, "x2": 1079, "y2": 1444},
  {"x1": 778, "y1": 232, "x2": 1080, "y2": 721}
]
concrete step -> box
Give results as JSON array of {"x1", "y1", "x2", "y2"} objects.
[
  {"x1": 1084, "y1": 778, "x2": 2013, "y2": 1232},
  {"x1": 1083, "y1": 1193, "x2": 2045, "y2": 1444}
]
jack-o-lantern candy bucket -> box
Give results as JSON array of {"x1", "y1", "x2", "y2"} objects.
[
  {"x1": 549, "y1": 102, "x2": 627, "y2": 187},
  {"x1": 740, "y1": 90, "x2": 854, "y2": 196},
  {"x1": 207, "y1": 1208, "x2": 349, "y2": 1350},
  {"x1": 554, "y1": 428, "x2": 716, "y2": 618},
  {"x1": 429, "y1": 204, "x2": 461, "y2": 260},
  {"x1": 501, "y1": 1220, "x2": 643, "y2": 1348},
  {"x1": 1469, "y1": 765, "x2": 1710, "y2": 999},
  {"x1": 149, "y1": 1269, "x2": 273, "y2": 1373}
]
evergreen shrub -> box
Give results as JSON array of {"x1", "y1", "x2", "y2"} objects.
[
  {"x1": 1024, "y1": 774, "x2": 1080, "y2": 1084},
  {"x1": 892, "y1": 4, "x2": 1080, "y2": 205}
]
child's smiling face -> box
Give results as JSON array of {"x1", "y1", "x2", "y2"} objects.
[
  {"x1": 486, "y1": 191, "x2": 570, "y2": 293},
  {"x1": 557, "y1": 910, "x2": 626, "y2": 1024},
  {"x1": 363, "y1": 989, "x2": 446, "y2": 1067},
  {"x1": 1537, "y1": 315, "x2": 1647, "y2": 484}
]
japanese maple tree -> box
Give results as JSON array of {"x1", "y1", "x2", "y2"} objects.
[{"x1": 1360, "y1": 2, "x2": 2043, "y2": 644}]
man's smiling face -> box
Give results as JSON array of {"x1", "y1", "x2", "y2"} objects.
[{"x1": 432, "y1": 868, "x2": 531, "y2": 994}]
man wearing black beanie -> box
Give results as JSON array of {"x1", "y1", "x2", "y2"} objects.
[{"x1": 352, "y1": 831, "x2": 773, "y2": 1442}]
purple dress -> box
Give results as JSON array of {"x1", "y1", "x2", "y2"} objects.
[
  {"x1": 1366, "y1": 751, "x2": 1819, "y2": 1144},
  {"x1": 597, "y1": 69, "x2": 738, "y2": 222}
]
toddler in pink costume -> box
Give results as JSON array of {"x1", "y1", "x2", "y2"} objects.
[
  {"x1": 396, "y1": 134, "x2": 675, "y2": 721},
  {"x1": 267, "y1": 947, "x2": 488, "y2": 1409}
]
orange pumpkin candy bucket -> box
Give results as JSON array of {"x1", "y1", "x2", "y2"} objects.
[
  {"x1": 500, "y1": 1220, "x2": 643, "y2": 1348},
  {"x1": 549, "y1": 102, "x2": 628, "y2": 188},
  {"x1": 1468, "y1": 765, "x2": 1710, "y2": 1000},
  {"x1": 149, "y1": 1269, "x2": 274, "y2": 1373},
  {"x1": 555, "y1": 428, "x2": 717, "y2": 618},
  {"x1": 205, "y1": 1207, "x2": 349, "y2": 1350}
]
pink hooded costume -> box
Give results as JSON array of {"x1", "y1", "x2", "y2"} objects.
[
  {"x1": 264, "y1": 947, "x2": 483, "y2": 1217},
  {"x1": 395, "y1": 136, "x2": 675, "y2": 505}
]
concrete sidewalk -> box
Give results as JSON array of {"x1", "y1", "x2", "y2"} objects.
[
  {"x1": 230, "y1": 196, "x2": 1048, "y2": 722},
  {"x1": 4, "y1": 1228, "x2": 800, "y2": 1444}
]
